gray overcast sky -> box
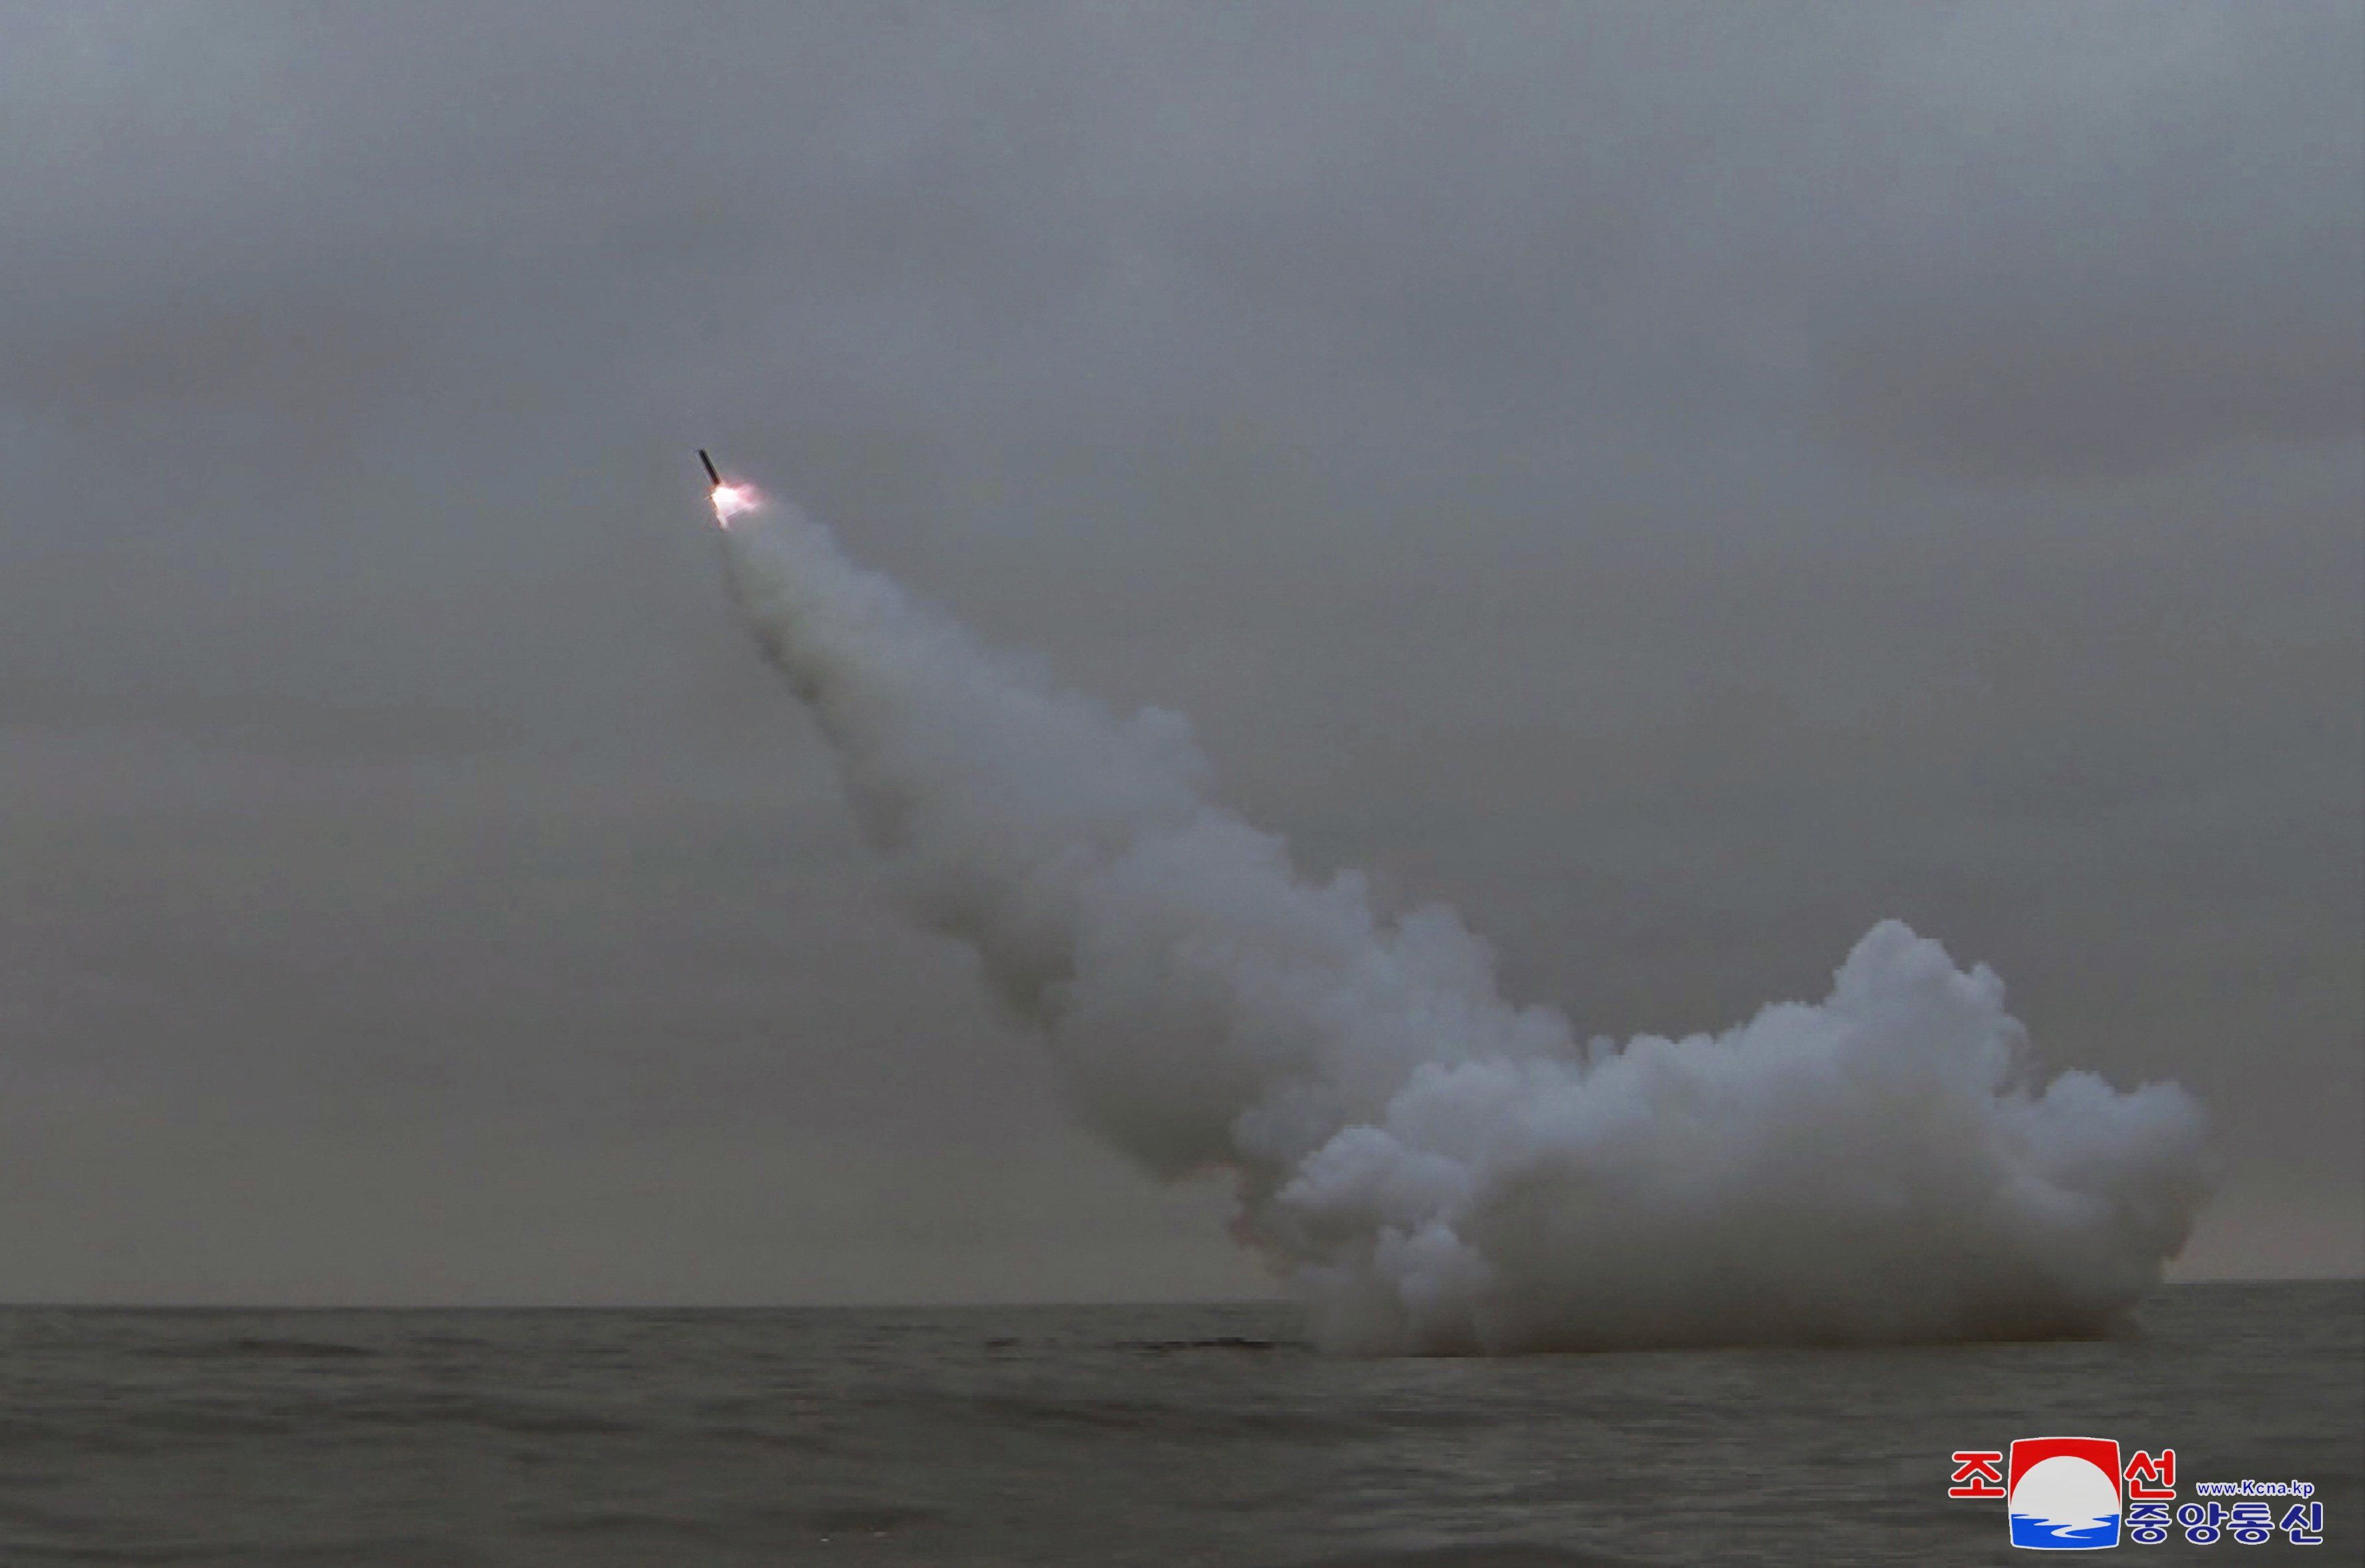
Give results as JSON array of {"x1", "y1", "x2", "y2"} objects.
[{"x1": 2, "y1": 1, "x2": 2358, "y2": 1304}]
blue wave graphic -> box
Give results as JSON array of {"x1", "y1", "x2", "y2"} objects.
[{"x1": 2010, "y1": 1509, "x2": 2121, "y2": 1549}]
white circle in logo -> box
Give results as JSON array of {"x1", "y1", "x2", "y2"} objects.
[{"x1": 2011, "y1": 1454, "x2": 2120, "y2": 1534}]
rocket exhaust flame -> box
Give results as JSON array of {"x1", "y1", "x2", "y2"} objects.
[
  {"x1": 710, "y1": 484, "x2": 759, "y2": 526},
  {"x1": 700, "y1": 449, "x2": 760, "y2": 525},
  {"x1": 708, "y1": 484, "x2": 2211, "y2": 1356}
]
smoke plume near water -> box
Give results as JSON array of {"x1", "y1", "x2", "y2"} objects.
[{"x1": 716, "y1": 495, "x2": 2210, "y2": 1355}]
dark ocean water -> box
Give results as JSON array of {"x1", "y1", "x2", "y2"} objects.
[{"x1": 1, "y1": 1282, "x2": 2355, "y2": 1566}]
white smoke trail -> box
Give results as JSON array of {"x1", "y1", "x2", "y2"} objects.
[{"x1": 716, "y1": 496, "x2": 2211, "y2": 1354}]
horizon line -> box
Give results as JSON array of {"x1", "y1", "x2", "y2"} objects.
[{"x1": 3, "y1": 1277, "x2": 2357, "y2": 1314}]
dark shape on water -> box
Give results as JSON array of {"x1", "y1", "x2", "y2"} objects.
[{"x1": 143, "y1": 1336, "x2": 378, "y2": 1361}]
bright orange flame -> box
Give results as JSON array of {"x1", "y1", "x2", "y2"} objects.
[{"x1": 710, "y1": 483, "x2": 760, "y2": 526}]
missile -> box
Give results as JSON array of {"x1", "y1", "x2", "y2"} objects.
[{"x1": 699, "y1": 449, "x2": 723, "y2": 487}]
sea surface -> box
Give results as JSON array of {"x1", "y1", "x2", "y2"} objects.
[{"x1": 1, "y1": 1282, "x2": 2356, "y2": 1566}]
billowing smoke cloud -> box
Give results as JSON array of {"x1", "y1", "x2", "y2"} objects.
[{"x1": 717, "y1": 496, "x2": 2211, "y2": 1354}]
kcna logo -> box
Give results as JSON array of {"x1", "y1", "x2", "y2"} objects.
[
  {"x1": 2003, "y1": 1438, "x2": 2125, "y2": 1549},
  {"x1": 1949, "y1": 1438, "x2": 2324, "y2": 1550},
  {"x1": 1950, "y1": 1438, "x2": 2164, "y2": 1551}
]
